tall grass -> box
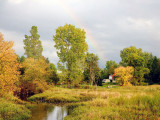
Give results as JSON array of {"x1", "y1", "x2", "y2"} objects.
[
  {"x1": 65, "y1": 85, "x2": 160, "y2": 120},
  {"x1": 28, "y1": 85, "x2": 160, "y2": 120},
  {"x1": 65, "y1": 94, "x2": 160, "y2": 120},
  {"x1": 0, "y1": 93, "x2": 31, "y2": 120}
]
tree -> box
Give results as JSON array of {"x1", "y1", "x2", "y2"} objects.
[
  {"x1": 106, "y1": 60, "x2": 119, "y2": 75},
  {"x1": 114, "y1": 66, "x2": 134, "y2": 86},
  {"x1": 101, "y1": 60, "x2": 119, "y2": 80},
  {"x1": 53, "y1": 24, "x2": 88, "y2": 86},
  {"x1": 0, "y1": 33, "x2": 20, "y2": 93},
  {"x1": 48, "y1": 63, "x2": 59, "y2": 85},
  {"x1": 146, "y1": 56, "x2": 160, "y2": 83},
  {"x1": 18, "y1": 55, "x2": 25, "y2": 63},
  {"x1": 120, "y1": 46, "x2": 150, "y2": 85},
  {"x1": 19, "y1": 58, "x2": 50, "y2": 99},
  {"x1": 100, "y1": 69, "x2": 108, "y2": 80},
  {"x1": 84, "y1": 52, "x2": 100, "y2": 85},
  {"x1": 23, "y1": 26, "x2": 43, "y2": 59},
  {"x1": 120, "y1": 46, "x2": 143, "y2": 66}
]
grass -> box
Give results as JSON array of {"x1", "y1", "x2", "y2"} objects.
[
  {"x1": 28, "y1": 85, "x2": 160, "y2": 120},
  {"x1": 1, "y1": 85, "x2": 160, "y2": 119},
  {"x1": 28, "y1": 87, "x2": 98, "y2": 103},
  {"x1": 0, "y1": 93, "x2": 32, "y2": 120}
]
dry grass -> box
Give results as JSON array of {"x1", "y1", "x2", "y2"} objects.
[{"x1": 28, "y1": 85, "x2": 160, "y2": 120}]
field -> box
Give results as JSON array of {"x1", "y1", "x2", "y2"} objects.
[{"x1": 28, "y1": 85, "x2": 160, "y2": 120}]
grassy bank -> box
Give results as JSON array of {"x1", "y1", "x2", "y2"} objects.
[
  {"x1": 0, "y1": 93, "x2": 32, "y2": 120},
  {"x1": 28, "y1": 87, "x2": 99, "y2": 103},
  {"x1": 28, "y1": 85, "x2": 160, "y2": 120}
]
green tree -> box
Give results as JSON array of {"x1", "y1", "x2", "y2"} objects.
[
  {"x1": 147, "y1": 56, "x2": 160, "y2": 83},
  {"x1": 102, "y1": 60, "x2": 119, "y2": 79},
  {"x1": 106, "y1": 60, "x2": 119, "y2": 75},
  {"x1": 120, "y1": 46, "x2": 143, "y2": 66},
  {"x1": 84, "y1": 52, "x2": 100, "y2": 85},
  {"x1": 100, "y1": 69, "x2": 108, "y2": 80},
  {"x1": 48, "y1": 63, "x2": 59, "y2": 85},
  {"x1": 120, "y1": 46, "x2": 150, "y2": 85},
  {"x1": 18, "y1": 55, "x2": 25, "y2": 63},
  {"x1": 53, "y1": 24, "x2": 88, "y2": 86},
  {"x1": 18, "y1": 56, "x2": 26, "y2": 76},
  {"x1": 23, "y1": 26, "x2": 43, "y2": 59}
]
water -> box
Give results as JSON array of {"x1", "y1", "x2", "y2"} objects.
[{"x1": 29, "y1": 104, "x2": 68, "y2": 120}]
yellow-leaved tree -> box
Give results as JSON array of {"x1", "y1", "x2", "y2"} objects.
[
  {"x1": 114, "y1": 66, "x2": 134, "y2": 86},
  {"x1": 20, "y1": 58, "x2": 51, "y2": 98},
  {"x1": 0, "y1": 33, "x2": 20, "y2": 93}
]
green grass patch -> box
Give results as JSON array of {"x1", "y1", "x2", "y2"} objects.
[
  {"x1": 28, "y1": 87, "x2": 97, "y2": 103},
  {"x1": 0, "y1": 93, "x2": 32, "y2": 120}
]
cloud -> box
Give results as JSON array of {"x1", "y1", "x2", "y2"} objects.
[
  {"x1": 0, "y1": 0, "x2": 160, "y2": 68},
  {"x1": 41, "y1": 40, "x2": 59, "y2": 66},
  {"x1": 8, "y1": 0, "x2": 25, "y2": 4},
  {"x1": 0, "y1": 29, "x2": 24, "y2": 56}
]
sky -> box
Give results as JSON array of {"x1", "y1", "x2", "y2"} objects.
[{"x1": 0, "y1": 0, "x2": 160, "y2": 68}]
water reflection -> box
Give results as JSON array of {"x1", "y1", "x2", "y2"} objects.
[
  {"x1": 47, "y1": 106, "x2": 67, "y2": 120},
  {"x1": 29, "y1": 104, "x2": 68, "y2": 120}
]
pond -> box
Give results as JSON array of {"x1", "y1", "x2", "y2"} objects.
[{"x1": 29, "y1": 104, "x2": 68, "y2": 120}]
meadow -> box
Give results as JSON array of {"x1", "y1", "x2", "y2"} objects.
[{"x1": 28, "y1": 85, "x2": 160, "y2": 120}]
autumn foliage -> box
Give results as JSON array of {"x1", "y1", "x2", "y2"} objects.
[
  {"x1": 19, "y1": 58, "x2": 51, "y2": 99},
  {"x1": 0, "y1": 33, "x2": 20, "y2": 93},
  {"x1": 114, "y1": 66, "x2": 134, "y2": 86}
]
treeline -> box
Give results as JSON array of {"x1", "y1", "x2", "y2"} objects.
[
  {"x1": 0, "y1": 24, "x2": 100, "y2": 99},
  {"x1": 0, "y1": 24, "x2": 160, "y2": 98},
  {"x1": 101, "y1": 46, "x2": 160, "y2": 86},
  {"x1": 0, "y1": 26, "x2": 58, "y2": 99}
]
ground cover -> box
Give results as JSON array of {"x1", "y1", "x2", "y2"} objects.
[
  {"x1": 0, "y1": 93, "x2": 32, "y2": 120},
  {"x1": 28, "y1": 85, "x2": 160, "y2": 120}
]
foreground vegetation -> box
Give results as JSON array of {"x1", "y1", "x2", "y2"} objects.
[
  {"x1": 0, "y1": 93, "x2": 32, "y2": 120},
  {"x1": 27, "y1": 85, "x2": 160, "y2": 120}
]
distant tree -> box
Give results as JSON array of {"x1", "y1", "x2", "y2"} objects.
[
  {"x1": 120, "y1": 46, "x2": 150, "y2": 85},
  {"x1": 95, "y1": 68, "x2": 101, "y2": 86},
  {"x1": 143, "y1": 52, "x2": 153, "y2": 68},
  {"x1": 84, "y1": 52, "x2": 100, "y2": 85},
  {"x1": 58, "y1": 70, "x2": 68, "y2": 85},
  {"x1": 18, "y1": 56, "x2": 25, "y2": 63},
  {"x1": 106, "y1": 60, "x2": 117, "y2": 70},
  {"x1": 48, "y1": 63, "x2": 59, "y2": 85},
  {"x1": 17, "y1": 56, "x2": 26, "y2": 76},
  {"x1": 53, "y1": 24, "x2": 88, "y2": 86},
  {"x1": 114, "y1": 66, "x2": 134, "y2": 86},
  {"x1": 103, "y1": 60, "x2": 119, "y2": 79},
  {"x1": 100, "y1": 69, "x2": 108, "y2": 80},
  {"x1": 83, "y1": 68, "x2": 90, "y2": 83},
  {"x1": 23, "y1": 26, "x2": 43, "y2": 59},
  {"x1": 120, "y1": 46, "x2": 143, "y2": 66},
  {"x1": 147, "y1": 56, "x2": 160, "y2": 83},
  {"x1": 106, "y1": 60, "x2": 119, "y2": 75},
  {"x1": 0, "y1": 33, "x2": 20, "y2": 93},
  {"x1": 45, "y1": 58, "x2": 50, "y2": 64}
]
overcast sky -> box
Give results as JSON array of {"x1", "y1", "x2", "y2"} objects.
[{"x1": 0, "y1": 0, "x2": 160, "y2": 68}]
